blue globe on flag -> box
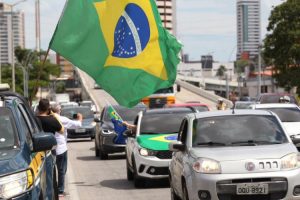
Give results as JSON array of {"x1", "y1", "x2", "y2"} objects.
[{"x1": 112, "y1": 3, "x2": 150, "y2": 58}]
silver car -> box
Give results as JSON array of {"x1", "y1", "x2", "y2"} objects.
[{"x1": 169, "y1": 110, "x2": 300, "y2": 200}]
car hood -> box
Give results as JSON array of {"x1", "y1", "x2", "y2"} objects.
[
  {"x1": 190, "y1": 143, "x2": 296, "y2": 161},
  {"x1": 191, "y1": 143, "x2": 298, "y2": 174},
  {"x1": 282, "y1": 122, "x2": 300, "y2": 136},
  {"x1": 137, "y1": 134, "x2": 178, "y2": 151},
  {"x1": 0, "y1": 148, "x2": 28, "y2": 175}
]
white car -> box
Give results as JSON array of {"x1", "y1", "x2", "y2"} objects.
[
  {"x1": 249, "y1": 103, "x2": 300, "y2": 137},
  {"x1": 169, "y1": 110, "x2": 300, "y2": 200},
  {"x1": 125, "y1": 107, "x2": 196, "y2": 188}
]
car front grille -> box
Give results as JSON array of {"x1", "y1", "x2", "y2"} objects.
[
  {"x1": 156, "y1": 151, "x2": 173, "y2": 159},
  {"x1": 146, "y1": 166, "x2": 169, "y2": 175}
]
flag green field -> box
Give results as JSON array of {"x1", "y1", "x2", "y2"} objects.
[{"x1": 50, "y1": 0, "x2": 182, "y2": 107}]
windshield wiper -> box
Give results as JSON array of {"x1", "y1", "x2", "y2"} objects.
[
  {"x1": 197, "y1": 141, "x2": 227, "y2": 146},
  {"x1": 231, "y1": 140, "x2": 282, "y2": 146}
]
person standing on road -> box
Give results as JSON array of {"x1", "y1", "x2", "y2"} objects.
[
  {"x1": 51, "y1": 103, "x2": 83, "y2": 197},
  {"x1": 36, "y1": 98, "x2": 64, "y2": 199}
]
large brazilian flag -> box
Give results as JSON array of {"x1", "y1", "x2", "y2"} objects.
[{"x1": 50, "y1": 0, "x2": 182, "y2": 107}]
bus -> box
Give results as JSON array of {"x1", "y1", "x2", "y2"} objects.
[{"x1": 141, "y1": 85, "x2": 180, "y2": 108}]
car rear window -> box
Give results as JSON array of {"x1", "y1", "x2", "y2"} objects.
[
  {"x1": 0, "y1": 108, "x2": 17, "y2": 149},
  {"x1": 260, "y1": 95, "x2": 297, "y2": 104},
  {"x1": 256, "y1": 107, "x2": 300, "y2": 122},
  {"x1": 61, "y1": 107, "x2": 94, "y2": 119},
  {"x1": 192, "y1": 115, "x2": 288, "y2": 147},
  {"x1": 140, "y1": 112, "x2": 190, "y2": 134}
]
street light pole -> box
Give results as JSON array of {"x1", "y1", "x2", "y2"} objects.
[
  {"x1": 10, "y1": 0, "x2": 26, "y2": 92},
  {"x1": 257, "y1": 45, "x2": 262, "y2": 96}
]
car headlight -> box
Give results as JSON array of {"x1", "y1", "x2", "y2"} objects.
[
  {"x1": 193, "y1": 158, "x2": 221, "y2": 174},
  {"x1": 281, "y1": 153, "x2": 300, "y2": 169},
  {"x1": 139, "y1": 148, "x2": 156, "y2": 157},
  {"x1": 0, "y1": 170, "x2": 33, "y2": 199},
  {"x1": 101, "y1": 129, "x2": 114, "y2": 134}
]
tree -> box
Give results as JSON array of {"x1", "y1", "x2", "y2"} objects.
[
  {"x1": 263, "y1": 0, "x2": 300, "y2": 93},
  {"x1": 2, "y1": 47, "x2": 61, "y2": 102},
  {"x1": 216, "y1": 65, "x2": 227, "y2": 79}
]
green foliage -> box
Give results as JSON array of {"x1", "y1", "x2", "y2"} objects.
[
  {"x1": 216, "y1": 65, "x2": 227, "y2": 78},
  {"x1": 55, "y1": 81, "x2": 66, "y2": 93},
  {"x1": 235, "y1": 59, "x2": 249, "y2": 74},
  {"x1": 263, "y1": 0, "x2": 300, "y2": 93},
  {"x1": 1, "y1": 47, "x2": 61, "y2": 101}
]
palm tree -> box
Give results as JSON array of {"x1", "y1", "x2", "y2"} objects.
[{"x1": 216, "y1": 65, "x2": 227, "y2": 79}]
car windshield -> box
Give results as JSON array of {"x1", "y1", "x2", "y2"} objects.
[
  {"x1": 103, "y1": 106, "x2": 145, "y2": 122},
  {"x1": 140, "y1": 113, "x2": 189, "y2": 134},
  {"x1": 256, "y1": 107, "x2": 300, "y2": 122},
  {"x1": 192, "y1": 115, "x2": 288, "y2": 147},
  {"x1": 154, "y1": 87, "x2": 173, "y2": 94},
  {"x1": 0, "y1": 108, "x2": 17, "y2": 149},
  {"x1": 61, "y1": 107, "x2": 94, "y2": 119}
]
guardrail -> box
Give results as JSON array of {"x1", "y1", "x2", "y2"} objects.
[{"x1": 176, "y1": 79, "x2": 233, "y2": 108}]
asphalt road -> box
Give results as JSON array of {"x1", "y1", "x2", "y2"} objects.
[{"x1": 63, "y1": 69, "x2": 217, "y2": 200}]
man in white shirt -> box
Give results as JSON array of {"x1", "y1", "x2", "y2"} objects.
[{"x1": 51, "y1": 103, "x2": 83, "y2": 197}]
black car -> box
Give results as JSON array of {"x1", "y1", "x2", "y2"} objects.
[
  {"x1": 61, "y1": 106, "x2": 96, "y2": 139},
  {"x1": 95, "y1": 104, "x2": 146, "y2": 159},
  {"x1": 0, "y1": 92, "x2": 57, "y2": 199}
]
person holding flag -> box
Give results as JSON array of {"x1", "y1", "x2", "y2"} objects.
[{"x1": 107, "y1": 105, "x2": 128, "y2": 144}]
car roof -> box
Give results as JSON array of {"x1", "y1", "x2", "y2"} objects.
[
  {"x1": 167, "y1": 103, "x2": 209, "y2": 107},
  {"x1": 144, "y1": 107, "x2": 196, "y2": 115},
  {"x1": 250, "y1": 103, "x2": 299, "y2": 109},
  {"x1": 190, "y1": 109, "x2": 274, "y2": 119}
]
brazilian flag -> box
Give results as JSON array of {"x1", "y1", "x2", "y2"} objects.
[{"x1": 50, "y1": 0, "x2": 182, "y2": 107}]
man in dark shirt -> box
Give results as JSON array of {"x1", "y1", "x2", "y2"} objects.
[
  {"x1": 36, "y1": 99, "x2": 64, "y2": 134},
  {"x1": 36, "y1": 98, "x2": 64, "y2": 199}
]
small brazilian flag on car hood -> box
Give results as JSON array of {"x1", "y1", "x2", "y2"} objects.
[
  {"x1": 49, "y1": 0, "x2": 182, "y2": 107},
  {"x1": 137, "y1": 134, "x2": 178, "y2": 151}
]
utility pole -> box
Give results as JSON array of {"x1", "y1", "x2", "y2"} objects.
[{"x1": 35, "y1": 0, "x2": 41, "y2": 53}]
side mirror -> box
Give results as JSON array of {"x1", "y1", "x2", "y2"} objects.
[
  {"x1": 169, "y1": 141, "x2": 185, "y2": 152},
  {"x1": 177, "y1": 85, "x2": 181, "y2": 92},
  {"x1": 32, "y1": 132, "x2": 57, "y2": 152},
  {"x1": 291, "y1": 137, "x2": 300, "y2": 145},
  {"x1": 123, "y1": 129, "x2": 135, "y2": 138}
]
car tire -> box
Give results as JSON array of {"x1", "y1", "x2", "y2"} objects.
[
  {"x1": 126, "y1": 158, "x2": 133, "y2": 181},
  {"x1": 95, "y1": 140, "x2": 99, "y2": 157},
  {"x1": 182, "y1": 181, "x2": 189, "y2": 200},
  {"x1": 99, "y1": 149, "x2": 108, "y2": 160},
  {"x1": 132, "y1": 158, "x2": 144, "y2": 188},
  {"x1": 52, "y1": 168, "x2": 59, "y2": 200}
]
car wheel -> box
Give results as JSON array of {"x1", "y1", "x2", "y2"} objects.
[
  {"x1": 126, "y1": 158, "x2": 133, "y2": 181},
  {"x1": 52, "y1": 168, "x2": 58, "y2": 200},
  {"x1": 95, "y1": 140, "x2": 99, "y2": 157},
  {"x1": 99, "y1": 149, "x2": 108, "y2": 160},
  {"x1": 182, "y1": 181, "x2": 189, "y2": 200},
  {"x1": 132, "y1": 158, "x2": 144, "y2": 188}
]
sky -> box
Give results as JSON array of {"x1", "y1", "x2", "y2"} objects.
[{"x1": 5, "y1": 0, "x2": 284, "y2": 62}]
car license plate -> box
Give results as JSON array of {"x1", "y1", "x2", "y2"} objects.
[
  {"x1": 75, "y1": 128, "x2": 86, "y2": 133},
  {"x1": 236, "y1": 183, "x2": 268, "y2": 195}
]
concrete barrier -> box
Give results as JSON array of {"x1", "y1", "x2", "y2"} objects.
[{"x1": 176, "y1": 79, "x2": 233, "y2": 108}]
